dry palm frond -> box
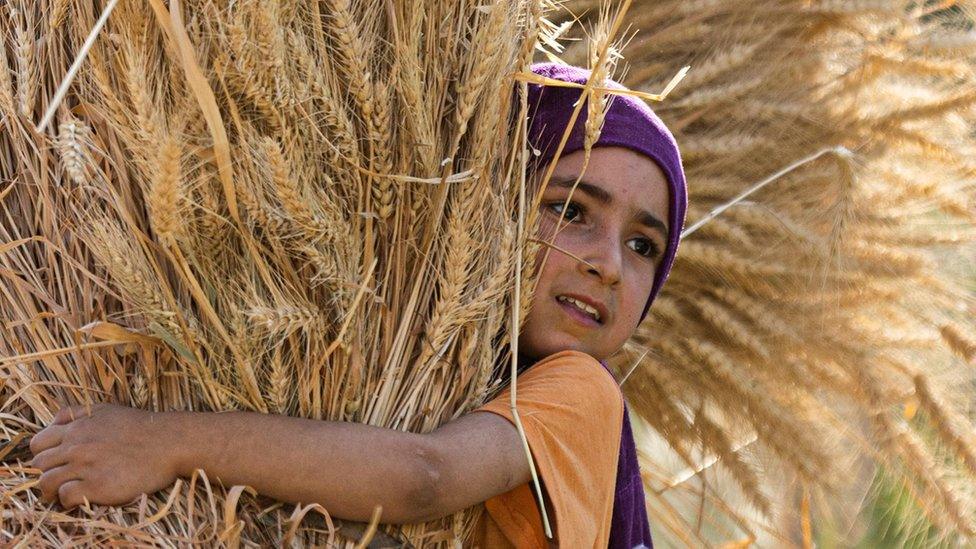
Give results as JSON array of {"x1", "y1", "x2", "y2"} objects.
[{"x1": 562, "y1": 0, "x2": 976, "y2": 546}]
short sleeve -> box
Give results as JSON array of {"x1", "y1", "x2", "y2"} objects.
[{"x1": 474, "y1": 350, "x2": 624, "y2": 548}]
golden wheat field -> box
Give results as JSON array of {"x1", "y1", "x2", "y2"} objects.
[
  {"x1": 0, "y1": 0, "x2": 974, "y2": 547},
  {"x1": 561, "y1": 1, "x2": 976, "y2": 545}
]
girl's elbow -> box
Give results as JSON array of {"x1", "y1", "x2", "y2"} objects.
[{"x1": 396, "y1": 440, "x2": 452, "y2": 523}]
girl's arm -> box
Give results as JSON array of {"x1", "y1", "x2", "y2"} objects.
[{"x1": 28, "y1": 403, "x2": 531, "y2": 523}]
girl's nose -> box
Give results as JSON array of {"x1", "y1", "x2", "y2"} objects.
[{"x1": 577, "y1": 235, "x2": 622, "y2": 286}]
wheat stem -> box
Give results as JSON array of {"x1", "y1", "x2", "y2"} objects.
[
  {"x1": 510, "y1": 81, "x2": 552, "y2": 537},
  {"x1": 37, "y1": 0, "x2": 121, "y2": 133},
  {"x1": 681, "y1": 146, "x2": 853, "y2": 238}
]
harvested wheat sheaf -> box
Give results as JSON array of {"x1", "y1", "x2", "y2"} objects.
[
  {"x1": 0, "y1": 0, "x2": 567, "y2": 545},
  {"x1": 563, "y1": 0, "x2": 976, "y2": 545}
]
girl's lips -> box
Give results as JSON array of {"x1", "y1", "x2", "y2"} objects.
[{"x1": 556, "y1": 296, "x2": 602, "y2": 328}]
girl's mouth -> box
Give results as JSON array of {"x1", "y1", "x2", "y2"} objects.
[{"x1": 556, "y1": 295, "x2": 603, "y2": 326}]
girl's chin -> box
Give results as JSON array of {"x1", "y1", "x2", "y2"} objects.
[{"x1": 518, "y1": 334, "x2": 603, "y2": 362}]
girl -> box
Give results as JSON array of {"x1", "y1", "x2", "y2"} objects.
[{"x1": 28, "y1": 63, "x2": 687, "y2": 548}]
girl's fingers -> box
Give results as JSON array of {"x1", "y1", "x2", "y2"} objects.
[
  {"x1": 53, "y1": 405, "x2": 90, "y2": 425},
  {"x1": 37, "y1": 464, "x2": 81, "y2": 504},
  {"x1": 30, "y1": 446, "x2": 70, "y2": 472},
  {"x1": 28, "y1": 425, "x2": 65, "y2": 456},
  {"x1": 57, "y1": 479, "x2": 89, "y2": 509}
]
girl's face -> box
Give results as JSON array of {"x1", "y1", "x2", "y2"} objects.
[{"x1": 519, "y1": 146, "x2": 670, "y2": 362}]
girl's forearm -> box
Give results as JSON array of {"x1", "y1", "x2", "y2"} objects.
[{"x1": 160, "y1": 411, "x2": 440, "y2": 523}]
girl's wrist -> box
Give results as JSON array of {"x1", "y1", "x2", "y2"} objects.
[{"x1": 151, "y1": 410, "x2": 199, "y2": 478}]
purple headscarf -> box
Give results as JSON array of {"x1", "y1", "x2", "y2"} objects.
[
  {"x1": 525, "y1": 62, "x2": 688, "y2": 320},
  {"x1": 525, "y1": 63, "x2": 688, "y2": 549}
]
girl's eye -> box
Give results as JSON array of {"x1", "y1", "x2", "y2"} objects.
[
  {"x1": 627, "y1": 237, "x2": 660, "y2": 259},
  {"x1": 549, "y1": 201, "x2": 583, "y2": 222}
]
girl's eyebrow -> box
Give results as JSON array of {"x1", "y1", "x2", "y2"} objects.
[
  {"x1": 637, "y1": 211, "x2": 668, "y2": 239},
  {"x1": 551, "y1": 177, "x2": 668, "y2": 238},
  {"x1": 551, "y1": 177, "x2": 611, "y2": 204}
]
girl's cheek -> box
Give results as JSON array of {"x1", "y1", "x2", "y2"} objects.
[
  {"x1": 552, "y1": 230, "x2": 587, "y2": 260},
  {"x1": 624, "y1": 273, "x2": 654, "y2": 320}
]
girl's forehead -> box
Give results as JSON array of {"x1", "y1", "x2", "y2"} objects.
[{"x1": 547, "y1": 147, "x2": 671, "y2": 224}]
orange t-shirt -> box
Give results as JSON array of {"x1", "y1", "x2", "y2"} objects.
[{"x1": 468, "y1": 350, "x2": 624, "y2": 548}]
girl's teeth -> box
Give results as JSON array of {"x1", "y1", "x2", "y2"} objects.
[{"x1": 557, "y1": 295, "x2": 600, "y2": 322}]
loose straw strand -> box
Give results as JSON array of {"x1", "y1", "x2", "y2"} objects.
[
  {"x1": 515, "y1": 66, "x2": 690, "y2": 102},
  {"x1": 528, "y1": 237, "x2": 598, "y2": 271},
  {"x1": 352, "y1": 506, "x2": 382, "y2": 549},
  {"x1": 619, "y1": 349, "x2": 650, "y2": 386},
  {"x1": 511, "y1": 78, "x2": 553, "y2": 539},
  {"x1": 37, "y1": 0, "x2": 121, "y2": 133},
  {"x1": 681, "y1": 146, "x2": 853, "y2": 239}
]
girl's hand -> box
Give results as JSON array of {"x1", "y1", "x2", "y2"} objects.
[{"x1": 28, "y1": 403, "x2": 179, "y2": 508}]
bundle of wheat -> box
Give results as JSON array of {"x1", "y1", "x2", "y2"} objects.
[
  {"x1": 556, "y1": 0, "x2": 976, "y2": 545},
  {"x1": 0, "y1": 0, "x2": 564, "y2": 545}
]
